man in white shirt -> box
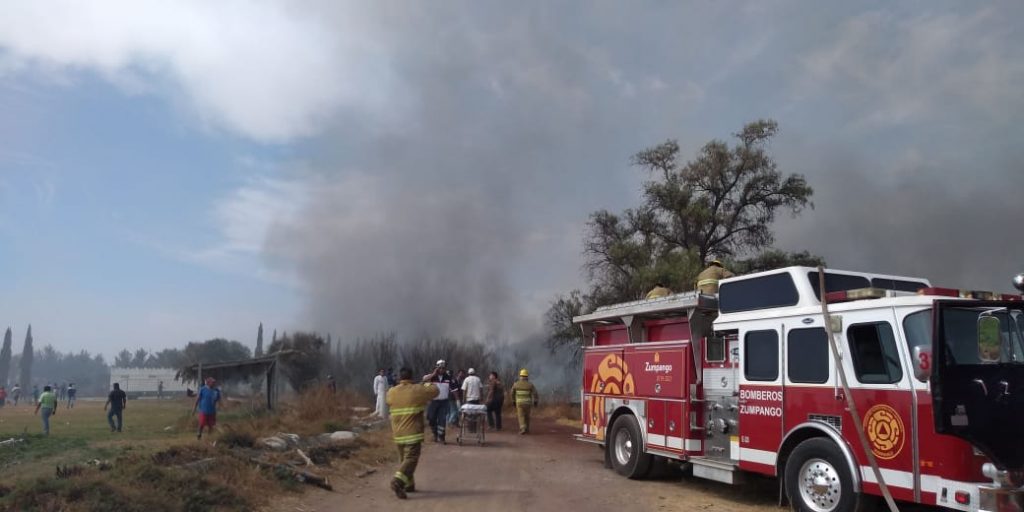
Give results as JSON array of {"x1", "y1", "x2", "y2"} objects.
[
  {"x1": 373, "y1": 368, "x2": 389, "y2": 417},
  {"x1": 424, "y1": 360, "x2": 454, "y2": 443},
  {"x1": 461, "y1": 368, "x2": 483, "y2": 405}
]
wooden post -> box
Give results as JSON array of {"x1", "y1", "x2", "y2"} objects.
[
  {"x1": 817, "y1": 267, "x2": 899, "y2": 512},
  {"x1": 266, "y1": 361, "x2": 274, "y2": 410}
]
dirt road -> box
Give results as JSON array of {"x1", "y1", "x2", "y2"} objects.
[{"x1": 269, "y1": 418, "x2": 781, "y2": 512}]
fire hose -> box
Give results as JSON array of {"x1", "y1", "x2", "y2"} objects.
[{"x1": 817, "y1": 266, "x2": 899, "y2": 512}]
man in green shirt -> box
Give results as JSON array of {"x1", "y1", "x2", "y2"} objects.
[{"x1": 34, "y1": 385, "x2": 57, "y2": 435}]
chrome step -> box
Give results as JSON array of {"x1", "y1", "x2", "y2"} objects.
[{"x1": 689, "y1": 456, "x2": 744, "y2": 485}]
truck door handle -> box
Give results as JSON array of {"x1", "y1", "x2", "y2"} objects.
[
  {"x1": 998, "y1": 380, "x2": 1010, "y2": 397},
  {"x1": 972, "y1": 379, "x2": 988, "y2": 396}
]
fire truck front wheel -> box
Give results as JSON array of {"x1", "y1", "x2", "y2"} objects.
[
  {"x1": 609, "y1": 414, "x2": 653, "y2": 479},
  {"x1": 785, "y1": 438, "x2": 872, "y2": 512}
]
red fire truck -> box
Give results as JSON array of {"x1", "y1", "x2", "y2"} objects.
[{"x1": 574, "y1": 266, "x2": 1024, "y2": 512}]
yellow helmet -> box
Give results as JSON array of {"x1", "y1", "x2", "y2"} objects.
[
  {"x1": 710, "y1": 259, "x2": 722, "y2": 266},
  {"x1": 519, "y1": 368, "x2": 529, "y2": 377}
]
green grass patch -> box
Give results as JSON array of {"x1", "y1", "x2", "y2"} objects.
[
  {"x1": 0, "y1": 391, "x2": 367, "y2": 511},
  {"x1": 1, "y1": 435, "x2": 88, "y2": 463}
]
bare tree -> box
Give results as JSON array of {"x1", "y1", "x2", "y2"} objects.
[
  {"x1": 0, "y1": 327, "x2": 12, "y2": 386},
  {"x1": 255, "y1": 323, "x2": 264, "y2": 357}
]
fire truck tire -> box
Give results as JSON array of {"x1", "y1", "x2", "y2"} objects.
[
  {"x1": 609, "y1": 414, "x2": 652, "y2": 479},
  {"x1": 784, "y1": 438, "x2": 872, "y2": 512}
]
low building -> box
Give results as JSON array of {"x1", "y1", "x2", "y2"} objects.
[{"x1": 108, "y1": 367, "x2": 187, "y2": 398}]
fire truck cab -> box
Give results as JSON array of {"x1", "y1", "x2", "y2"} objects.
[{"x1": 574, "y1": 266, "x2": 1024, "y2": 512}]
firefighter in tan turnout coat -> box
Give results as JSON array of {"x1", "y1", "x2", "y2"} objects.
[
  {"x1": 385, "y1": 367, "x2": 439, "y2": 499},
  {"x1": 695, "y1": 259, "x2": 734, "y2": 294},
  {"x1": 511, "y1": 369, "x2": 539, "y2": 434}
]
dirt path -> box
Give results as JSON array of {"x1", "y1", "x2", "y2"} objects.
[{"x1": 268, "y1": 418, "x2": 782, "y2": 512}]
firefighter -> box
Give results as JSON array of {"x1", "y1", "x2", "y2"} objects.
[
  {"x1": 645, "y1": 282, "x2": 672, "y2": 299},
  {"x1": 511, "y1": 369, "x2": 539, "y2": 435},
  {"x1": 696, "y1": 258, "x2": 734, "y2": 294},
  {"x1": 386, "y1": 367, "x2": 439, "y2": 499}
]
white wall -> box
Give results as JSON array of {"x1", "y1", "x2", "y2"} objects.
[{"x1": 108, "y1": 368, "x2": 187, "y2": 394}]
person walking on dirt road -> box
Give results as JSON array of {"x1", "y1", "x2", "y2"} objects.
[
  {"x1": 485, "y1": 371, "x2": 504, "y2": 431},
  {"x1": 66, "y1": 382, "x2": 76, "y2": 408},
  {"x1": 448, "y1": 369, "x2": 464, "y2": 427},
  {"x1": 386, "y1": 367, "x2": 439, "y2": 499},
  {"x1": 511, "y1": 369, "x2": 539, "y2": 434},
  {"x1": 104, "y1": 382, "x2": 128, "y2": 432},
  {"x1": 193, "y1": 377, "x2": 221, "y2": 440},
  {"x1": 461, "y1": 368, "x2": 482, "y2": 405},
  {"x1": 423, "y1": 360, "x2": 454, "y2": 443},
  {"x1": 372, "y1": 369, "x2": 388, "y2": 417},
  {"x1": 34, "y1": 385, "x2": 57, "y2": 435}
]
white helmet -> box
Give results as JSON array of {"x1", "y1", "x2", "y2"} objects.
[
  {"x1": 468, "y1": 368, "x2": 476, "y2": 375},
  {"x1": 436, "y1": 359, "x2": 446, "y2": 367}
]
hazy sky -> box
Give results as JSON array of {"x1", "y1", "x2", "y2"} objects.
[{"x1": 1, "y1": 2, "x2": 1022, "y2": 357}]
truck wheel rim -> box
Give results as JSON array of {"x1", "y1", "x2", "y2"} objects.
[
  {"x1": 798, "y1": 458, "x2": 841, "y2": 512},
  {"x1": 614, "y1": 429, "x2": 633, "y2": 466}
]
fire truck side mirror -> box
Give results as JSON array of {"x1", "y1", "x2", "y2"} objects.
[
  {"x1": 977, "y1": 315, "x2": 1002, "y2": 363},
  {"x1": 912, "y1": 345, "x2": 932, "y2": 382}
]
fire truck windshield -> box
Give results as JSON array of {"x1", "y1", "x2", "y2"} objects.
[{"x1": 904, "y1": 307, "x2": 1024, "y2": 364}]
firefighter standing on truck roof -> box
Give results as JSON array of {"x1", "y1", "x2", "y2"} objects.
[
  {"x1": 511, "y1": 369, "x2": 539, "y2": 435},
  {"x1": 696, "y1": 258, "x2": 734, "y2": 294},
  {"x1": 645, "y1": 282, "x2": 672, "y2": 299},
  {"x1": 386, "y1": 367, "x2": 439, "y2": 500}
]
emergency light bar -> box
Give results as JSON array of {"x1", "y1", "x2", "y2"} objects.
[
  {"x1": 917, "y1": 287, "x2": 1023, "y2": 300},
  {"x1": 824, "y1": 287, "x2": 888, "y2": 303}
]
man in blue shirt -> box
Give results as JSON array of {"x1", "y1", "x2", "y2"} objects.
[
  {"x1": 104, "y1": 382, "x2": 128, "y2": 432},
  {"x1": 192, "y1": 377, "x2": 221, "y2": 440}
]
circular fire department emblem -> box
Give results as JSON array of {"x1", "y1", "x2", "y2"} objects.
[
  {"x1": 590, "y1": 354, "x2": 635, "y2": 396},
  {"x1": 864, "y1": 404, "x2": 905, "y2": 460},
  {"x1": 589, "y1": 354, "x2": 636, "y2": 441}
]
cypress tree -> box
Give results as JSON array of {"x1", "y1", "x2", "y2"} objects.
[
  {"x1": 255, "y1": 323, "x2": 264, "y2": 357},
  {"x1": 0, "y1": 327, "x2": 12, "y2": 386},
  {"x1": 19, "y1": 325, "x2": 33, "y2": 389}
]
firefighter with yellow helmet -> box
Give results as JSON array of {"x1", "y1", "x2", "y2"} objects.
[
  {"x1": 695, "y1": 258, "x2": 734, "y2": 294},
  {"x1": 511, "y1": 368, "x2": 539, "y2": 434}
]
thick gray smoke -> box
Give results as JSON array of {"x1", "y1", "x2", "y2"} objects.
[
  {"x1": 260, "y1": 3, "x2": 1024, "y2": 342},
  {"x1": 774, "y1": 147, "x2": 1024, "y2": 293},
  {"x1": 262, "y1": 3, "x2": 687, "y2": 341}
]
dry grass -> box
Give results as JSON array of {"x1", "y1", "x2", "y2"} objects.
[
  {"x1": 0, "y1": 390, "x2": 377, "y2": 511},
  {"x1": 535, "y1": 402, "x2": 581, "y2": 421}
]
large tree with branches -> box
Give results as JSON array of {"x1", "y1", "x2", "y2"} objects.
[{"x1": 549, "y1": 120, "x2": 821, "y2": 353}]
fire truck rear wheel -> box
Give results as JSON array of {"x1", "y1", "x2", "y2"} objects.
[
  {"x1": 609, "y1": 414, "x2": 652, "y2": 479},
  {"x1": 785, "y1": 438, "x2": 869, "y2": 512}
]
